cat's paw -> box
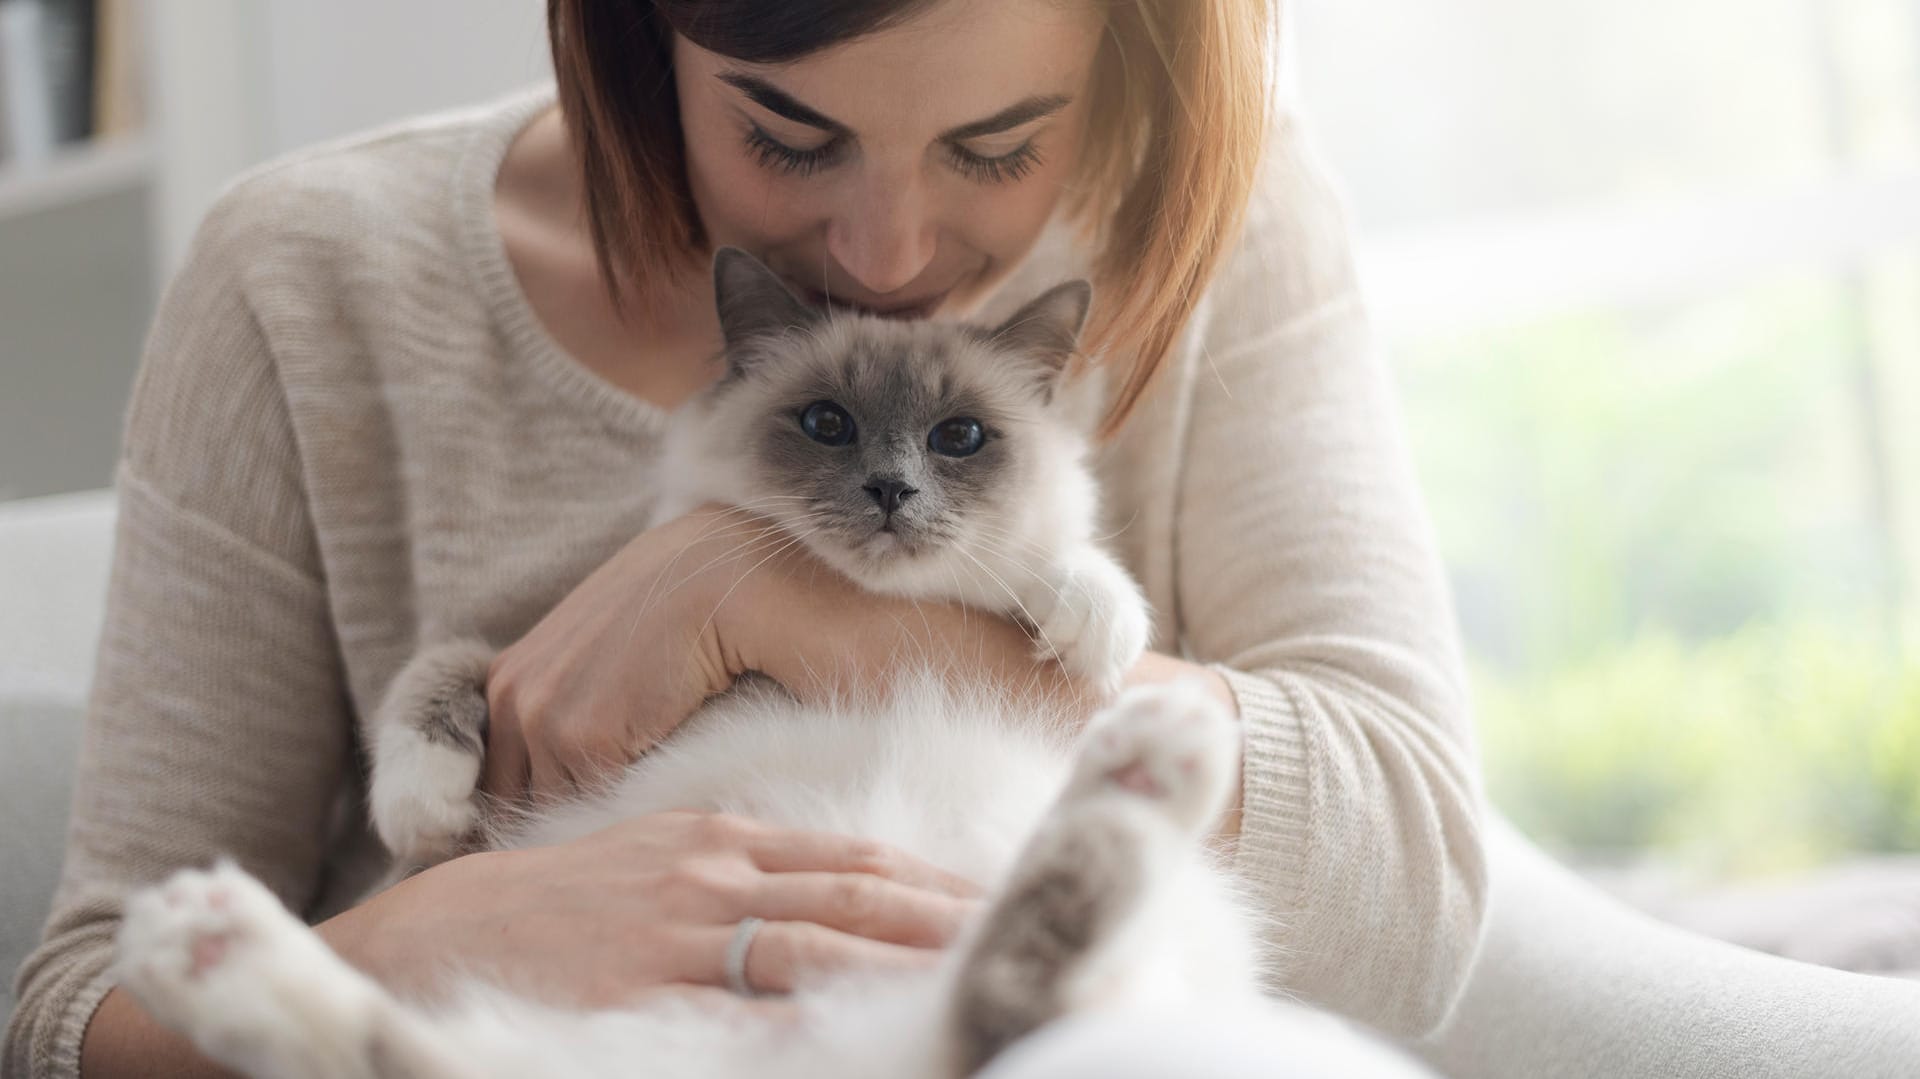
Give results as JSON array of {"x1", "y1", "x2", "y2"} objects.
[
  {"x1": 1067, "y1": 680, "x2": 1240, "y2": 835},
  {"x1": 114, "y1": 863, "x2": 309, "y2": 1039},
  {"x1": 1031, "y1": 556, "x2": 1150, "y2": 693},
  {"x1": 116, "y1": 862, "x2": 394, "y2": 1078},
  {"x1": 370, "y1": 728, "x2": 484, "y2": 867}
]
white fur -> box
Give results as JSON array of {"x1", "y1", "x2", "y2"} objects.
[
  {"x1": 114, "y1": 680, "x2": 1434, "y2": 1079},
  {"x1": 369, "y1": 722, "x2": 483, "y2": 867},
  {"x1": 115, "y1": 308, "x2": 1426, "y2": 1078},
  {"x1": 653, "y1": 316, "x2": 1149, "y2": 692}
]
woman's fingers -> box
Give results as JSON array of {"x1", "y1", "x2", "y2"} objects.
[
  {"x1": 745, "y1": 826, "x2": 983, "y2": 899},
  {"x1": 692, "y1": 921, "x2": 941, "y2": 995},
  {"x1": 750, "y1": 872, "x2": 977, "y2": 948}
]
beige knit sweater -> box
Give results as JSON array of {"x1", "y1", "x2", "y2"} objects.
[{"x1": 6, "y1": 88, "x2": 1486, "y2": 1078}]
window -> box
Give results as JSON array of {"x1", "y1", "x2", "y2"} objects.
[{"x1": 1297, "y1": 0, "x2": 1920, "y2": 873}]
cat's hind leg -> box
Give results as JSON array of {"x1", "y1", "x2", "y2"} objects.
[
  {"x1": 369, "y1": 639, "x2": 494, "y2": 869},
  {"x1": 949, "y1": 680, "x2": 1240, "y2": 1073},
  {"x1": 115, "y1": 862, "x2": 468, "y2": 1079}
]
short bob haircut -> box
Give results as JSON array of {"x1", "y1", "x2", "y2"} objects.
[{"x1": 549, "y1": 0, "x2": 1274, "y2": 435}]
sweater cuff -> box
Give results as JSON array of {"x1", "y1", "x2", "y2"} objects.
[
  {"x1": 53, "y1": 968, "x2": 115, "y2": 1079},
  {"x1": 7, "y1": 951, "x2": 115, "y2": 1079},
  {"x1": 1211, "y1": 665, "x2": 1312, "y2": 927}
]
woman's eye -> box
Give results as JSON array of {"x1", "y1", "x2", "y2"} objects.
[
  {"x1": 745, "y1": 125, "x2": 845, "y2": 178},
  {"x1": 928, "y1": 417, "x2": 985, "y2": 457},
  {"x1": 801, "y1": 401, "x2": 857, "y2": 446},
  {"x1": 946, "y1": 140, "x2": 1042, "y2": 185}
]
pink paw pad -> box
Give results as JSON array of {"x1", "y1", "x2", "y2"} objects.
[
  {"x1": 1108, "y1": 760, "x2": 1164, "y2": 797},
  {"x1": 188, "y1": 931, "x2": 235, "y2": 977}
]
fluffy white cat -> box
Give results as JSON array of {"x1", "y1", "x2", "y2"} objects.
[{"x1": 111, "y1": 249, "x2": 1429, "y2": 1079}]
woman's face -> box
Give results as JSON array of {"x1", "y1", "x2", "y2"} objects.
[{"x1": 674, "y1": 0, "x2": 1105, "y2": 319}]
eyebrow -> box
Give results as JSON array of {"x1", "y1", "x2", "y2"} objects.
[{"x1": 718, "y1": 72, "x2": 1071, "y2": 142}]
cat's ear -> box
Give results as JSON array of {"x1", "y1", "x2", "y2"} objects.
[
  {"x1": 987, "y1": 280, "x2": 1092, "y2": 388},
  {"x1": 712, "y1": 246, "x2": 817, "y2": 354}
]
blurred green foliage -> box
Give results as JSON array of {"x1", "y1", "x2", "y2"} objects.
[
  {"x1": 1472, "y1": 623, "x2": 1920, "y2": 873},
  {"x1": 1396, "y1": 265, "x2": 1919, "y2": 873}
]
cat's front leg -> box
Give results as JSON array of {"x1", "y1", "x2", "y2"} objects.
[
  {"x1": 1022, "y1": 550, "x2": 1150, "y2": 693},
  {"x1": 369, "y1": 640, "x2": 495, "y2": 870},
  {"x1": 115, "y1": 862, "x2": 467, "y2": 1079}
]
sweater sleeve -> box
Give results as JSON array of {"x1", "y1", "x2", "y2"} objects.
[
  {"x1": 1174, "y1": 127, "x2": 1488, "y2": 1037},
  {"x1": 4, "y1": 186, "x2": 355, "y2": 1079}
]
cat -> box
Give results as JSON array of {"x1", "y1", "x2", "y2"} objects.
[{"x1": 109, "y1": 249, "x2": 1423, "y2": 1079}]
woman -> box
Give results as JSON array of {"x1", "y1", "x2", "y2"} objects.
[{"x1": 10, "y1": 1, "x2": 1910, "y2": 1077}]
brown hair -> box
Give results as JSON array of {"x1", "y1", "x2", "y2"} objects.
[{"x1": 549, "y1": 0, "x2": 1274, "y2": 435}]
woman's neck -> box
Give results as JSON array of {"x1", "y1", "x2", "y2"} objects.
[{"x1": 494, "y1": 107, "x2": 723, "y2": 410}]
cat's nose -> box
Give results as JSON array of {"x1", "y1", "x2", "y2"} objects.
[{"x1": 863, "y1": 477, "x2": 918, "y2": 514}]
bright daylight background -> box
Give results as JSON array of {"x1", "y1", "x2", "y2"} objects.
[
  {"x1": 1, "y1": 1, "x2": 1915, "y2": 897},
  {"x1": 1297, "y1": 0, "x2": 1920, "y2": 882}
]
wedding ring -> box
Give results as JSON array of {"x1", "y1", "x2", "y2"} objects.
[{"x1": 724, "y1": 916, "x2": 765, "y2": 996}]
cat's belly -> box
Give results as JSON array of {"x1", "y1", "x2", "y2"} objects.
[{"x1": 498, "y1": 672, "x2": 1081, "y2": 887}]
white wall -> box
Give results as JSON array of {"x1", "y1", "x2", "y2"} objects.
[
  {"x1": 260, "y1": 0, "x2": 550, "y2": 155},
  {"x1": 150, "y1": 0, "x2": 550, "y2": 273}
]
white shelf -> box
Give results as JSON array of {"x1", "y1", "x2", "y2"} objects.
[{"x1": 0, "y1": 135, "x2": 153, "y2": 224}]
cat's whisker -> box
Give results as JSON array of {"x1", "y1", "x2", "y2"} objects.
[
  {"x1": 623, "y1": 515, "x2": 836, "y2": 645},
  {"x1": 719, "y1": 495, "x2": 817, "y2": 513},
  {"x1": 951, "y1": 545, "x2": 1056, "y2": 660},
  {"x1": 943, "y1": 560, "x2": 973, "y2": 637},
  {"x1": 671, "y1": 525, "x2": 833, "y2": 687},
  {"x1": 963, "y1": 520, "x2": 1063, "y2": 565},
  {"x1": 967, "y1": 518, "x2": 1066, "y2": 559},
  {"x1": 903, "y1": 592, "x2": 937, "y2": 658},
  {"x1": 968, "y1": 536, "x2": 1065, "y2": 611},
  {"x1": 652, "y1": 516, "x2": 838, "y2": 607},
  {"x1": 627, "y1": 513, "x2": 789, "y2": 634},
  {"x1": 680, "y1": 524, "x2": 829, "y2": 677},
  {"x1": 624, "y1": 519, "x2": 786, "y2": 641}
]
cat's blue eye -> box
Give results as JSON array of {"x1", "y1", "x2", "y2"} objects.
[
  {"x1": 928, "y1": 417, "x2": 984, "y2": 457},
  {"x1": 801, "y1": 401, "x2": 857, "y2": 446}
]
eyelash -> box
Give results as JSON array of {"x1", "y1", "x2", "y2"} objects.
[
  {"x1": 743, "y1": 124, "x2": 1043, "y2": 185},
  {"x1": 945, "y1": 141, "x2": 1043, "y2": 184},
  {"x1": 744, "y1": 125, "x2": 844, "y2": 178}
]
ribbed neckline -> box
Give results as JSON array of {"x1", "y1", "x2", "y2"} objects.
[{"x1": 454, "y1": 85, "x2": 668, "y2": 435}]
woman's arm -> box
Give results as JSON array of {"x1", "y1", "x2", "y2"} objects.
[
  {"x1": 75, "y1": 809, "x2": 981, "y2": 1078},
  {"x1": 5, "y1": 190, "x2": 356, "y2": 1079},
  {"x1": 1166, "y1": 129, "x2": 1488, "y2": 1037},
  {"x1": 78, "y1": 991, "x2": 228, "y2": 1079}
]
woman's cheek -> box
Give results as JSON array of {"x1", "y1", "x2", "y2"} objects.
[{"x1": 697, "y1": 157, "x2": 822, "y2": 250}]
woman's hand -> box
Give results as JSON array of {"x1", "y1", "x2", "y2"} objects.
[
  {"x1": 482, "y1": 504, "x2": 792, "y2": 800},
  {"x1": 482, "y1": 503, "x2": 1086, "y2": 802},
  {"x1": 319, "y1": 810, "x2": 980, "y2": 1007}
]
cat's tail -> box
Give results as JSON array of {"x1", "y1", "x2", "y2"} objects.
[{"x1": 368, "y1": 638, "x2": 496, "y2": 871}]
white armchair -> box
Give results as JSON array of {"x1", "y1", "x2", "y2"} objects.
[{"x1": 0, "y1": 490, "x2": 116, "y2": 1019}]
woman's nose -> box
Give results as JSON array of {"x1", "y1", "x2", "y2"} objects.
[{"x1": 825, "y1": 179, "x2": 937, "y2": 298}]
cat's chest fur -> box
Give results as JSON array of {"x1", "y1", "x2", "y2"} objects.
[{"x1": 502, "y1": 673, "x2": 1078, "y2": 888}]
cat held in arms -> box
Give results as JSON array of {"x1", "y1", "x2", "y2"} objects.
[{"x1": 111, "y1": 249, "x2": 1419, "y2": 1078}]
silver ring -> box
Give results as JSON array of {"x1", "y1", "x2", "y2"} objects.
[{"x1": 724, "y1": 916, "x2": 765, "y2": 997}]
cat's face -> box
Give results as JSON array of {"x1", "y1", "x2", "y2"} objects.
[{"x1": 698, "y1": 247, "x2": 1089, "y2": 580}]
